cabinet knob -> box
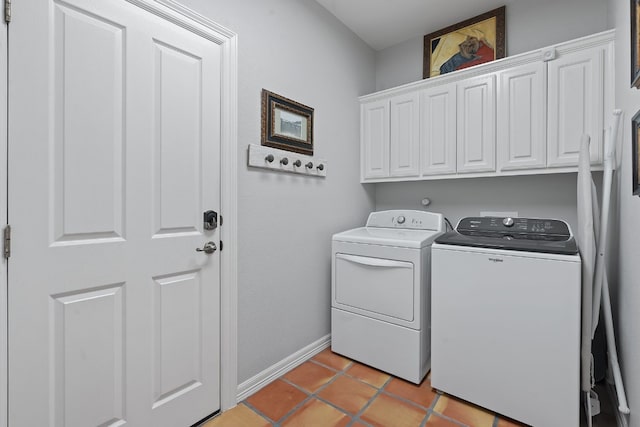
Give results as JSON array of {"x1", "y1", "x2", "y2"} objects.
[
  {"x1": 280, "y1": 157, "x2": 289, "y2": 165},
  {"x1": 305, "y1": 162, "x2": 313, "y2": 169},
  {"x1": 265, "y1": 154, "x2": 274, "y2": 163}
]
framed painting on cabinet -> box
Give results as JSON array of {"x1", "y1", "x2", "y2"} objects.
[{"x1": 423, "y1": 6, "x2": 506, "y2": 79}]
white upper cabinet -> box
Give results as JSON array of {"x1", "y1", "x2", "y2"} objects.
[
  {"x1": 389, "y1": 92, "x2": 420, "y2": 177},
  {"x1": 456, "y1": 74, "x2": 496, "y2": 173},
  {"x1": 361, "y1": 99, "x2": 389, "y2": 179},
  {"x1": 358, "y1": 30, "x2": 614, "y2": 183},
  {"x1": 497, "y1": 62, "x2": 547, "y2": 171},
  {"x1": 547, "y1": 46, "x2": 604, "y2": 167},
  {"x1": 420, "y1": 84, "x2": 457, "y2": 175}
]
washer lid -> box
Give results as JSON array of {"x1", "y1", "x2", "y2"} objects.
[{"x1": 333, "y1": 226, "x2": 443, "y2": 248}]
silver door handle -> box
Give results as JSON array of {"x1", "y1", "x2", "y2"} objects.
[{"x1": 196, "y1": 241, "x2": 217, "y2": 254}]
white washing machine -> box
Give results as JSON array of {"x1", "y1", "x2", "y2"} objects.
[
  {"x1": 431, "y1": 216, "x2": 582, "y2": 427},
  {"x1": 331, "y1": 210, "x2": 445, "y2": 384}
]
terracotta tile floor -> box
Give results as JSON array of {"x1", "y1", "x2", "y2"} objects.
[{"x1": 203, "y1": 348, "x2": 617, "y2": 427}]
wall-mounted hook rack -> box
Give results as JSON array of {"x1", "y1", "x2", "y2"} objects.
[{"x1": 248, "y1": 144, "x2": 327, "y2": 178}]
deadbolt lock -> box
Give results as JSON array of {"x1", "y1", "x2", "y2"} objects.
[{"x1": 204, "y1": 210, "x2": 218, "y2": 230}]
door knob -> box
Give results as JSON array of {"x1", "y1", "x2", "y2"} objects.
[{"x1": 196, "y1": 241, "x2": 217, "y2": 254}]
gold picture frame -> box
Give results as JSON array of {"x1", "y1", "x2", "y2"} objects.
[
  {"x1": 423, "y1": 6, "x2": 506, "y2": 79},
  {"x1": 632, "y1": 110, "x2": 640, "y2": 196},
  {"x1": 632, "y1": 0, "x2": 640, "y2": 88},
  {"x1": 261, "y1": 89, "x2": 314, "y2": 155}
]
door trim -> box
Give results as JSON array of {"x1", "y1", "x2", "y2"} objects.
[
  {"x1": 1, "y1": 14, "x2": 7, "y2": 427},
  {"x1": 0, "y1": 0, "x2": 239, "y2": 418}
]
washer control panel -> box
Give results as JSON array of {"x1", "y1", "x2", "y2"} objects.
[
  {"x1": 457, "y1": 217, "x2": 571, "y2": 239},
  {"x1": 366, "y1": 210, "x2": 444, "y2": 231},
  {"x1": 436, "y1": 216, "x2": 577, "y2": 254}
]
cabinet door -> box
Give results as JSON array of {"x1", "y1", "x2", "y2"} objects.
[
  {"x1": 547, "y1": 47, "x2": 604, "y2": 167},
  {"x1": 389, "y1": 92, "x2": 420, "y2": 177},
  {"x1": 420, "y1": 84, "x2": 457, "y2": 175},
  {"x1": 361, "y1": 99, "x2": 389, "y2": 179},
  {"x1": 497, "y1": 62, "x2": 547, "y2": 171},
  {"x1": 457, "y1": 74, "x2": 496, "y2": 173}
]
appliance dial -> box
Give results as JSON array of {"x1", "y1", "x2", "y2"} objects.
[
  {"x1": 397, "y1": 215, "x2": 406, "y2": 225},
  {"x1": 503, "y1": 217, "x2": 515, "y2": 227}
]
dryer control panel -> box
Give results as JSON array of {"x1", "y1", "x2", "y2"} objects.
[{"x1": 366, "y1": 210, "x2": 445, "y2": 231}]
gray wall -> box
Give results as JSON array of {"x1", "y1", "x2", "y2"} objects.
[
  {"x1": 375, "y1": 173, "x2": 600, "y2": 233},
  {"x1": 610, "y1": 0, "x2": 640, "y2": 425},
  {"x1": 177, "y1": 0, "x2": 376, "y2": 383},
  {"x1": 375, "y1": 0, "x2": 611, "y2": 91}
]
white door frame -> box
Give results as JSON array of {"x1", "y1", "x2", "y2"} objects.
[
  {"x1": 1, "y1": 13, "x2": 7, "y2": 427},
  {"x1": 0, "y1": 0, "x2": 239, "y2": 420}
]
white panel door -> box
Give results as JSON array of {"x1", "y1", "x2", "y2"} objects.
[
  {"x1": 389, "y1": 92, "x2": 420, "y2": 177},
  {"x1": 8, "y1": 1, "x2": 221, "y2": 426},
  {"x1": 420, "y1": 84, "x2": 457, "y2": 175},
  {"x1": 456, "y1": 75, "x2": 496, "y2": 173},
  {"x1": 497, "y1": 62, "x2": 547, "y2": 171},
  {"x1": 547, "y1": 47, "x2": 604, "y2": 167},
  {"x1": 361, "y1": 100, "x2": 389, "y2": 179}
]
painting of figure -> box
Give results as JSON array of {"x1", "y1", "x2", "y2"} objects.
[
  {"x1": 423, "y1": 7, "x2": 505, "y2": 79},
  {"x1": 437, "y1": 31, "x2": 495, "y2": 75}
]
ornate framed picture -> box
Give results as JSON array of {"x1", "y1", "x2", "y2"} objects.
[
  {"x1": 423, "y1": 6, "x2": 506, "y2": 79},
  {"x1": 632, "y1": 0, "x2": 640, "y2": 88},
  {"x1": 633, "y1": 110, "x2": 640, "y2": 196},
  {"x1": 261, "y1": 89, "x2": 314, "y2": 155}
]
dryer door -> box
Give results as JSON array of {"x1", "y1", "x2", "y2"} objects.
[{"x1": 332, "y1": 242, "x2": 422, "y2": 328}]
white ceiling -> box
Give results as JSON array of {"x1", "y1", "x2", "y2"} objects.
[{"x1": 314, "y1": 0, "x2": 512, "y2": 51}]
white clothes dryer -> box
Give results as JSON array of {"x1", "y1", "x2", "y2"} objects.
[
  {"x1": 431, "y1": 216, "x2": 581, "y2": 427},
  {"x1": 331, "y1": 210, "x2": 445, "y2": 384}
]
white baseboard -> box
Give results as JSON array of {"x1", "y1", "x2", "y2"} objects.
[{"x1": 236, "y1": 334, "x2": 331, "y2": 402}]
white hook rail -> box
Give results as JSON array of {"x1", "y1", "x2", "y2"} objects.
[{"x1": 247, "y1": 144, "x2": 327, "y2": 177}]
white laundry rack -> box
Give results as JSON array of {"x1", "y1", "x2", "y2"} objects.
[{"x1": 579, "y1": 109, "x2": 629, "y2": 426}]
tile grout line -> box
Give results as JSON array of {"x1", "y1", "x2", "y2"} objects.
[
  {"x1": 316, "y1": 358, "x2": 384, "y2": 427},
  {"x1": 275, "y1": 358, "x2": 355, "y2": 425},
  {"x1": 419, "y1": 388, "x2": 443, "y2": 427},
  {"x1": 418, "y1": 392, "x2": 472, "y2": 427},
  {"x1": 241, "y1": 400, "x2": 279, "y2": 425},
  {"x1": 236, "y1": 354, "x2": 494, "y2": 427},
  {"x1": 273, "y1": 393, "x2": 315, "y2": 427},
  {"x1": 348, "y1": 375, "x2": 393, "y2": 425},
  {"x1": 419, "y1": 392, "x2": 442, "y2": 427},
  {"x1": 286, "y1": 358, "x2": 448, "y2": 426},
  {"x1": 381, "y1": 387, "x2": 438, "y2": 412}
]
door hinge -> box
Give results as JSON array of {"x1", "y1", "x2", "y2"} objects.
[
  {"x1": 220, "y1": 240, "x2": 223, "y2": 251},
  {"x1": 3, "y1": 225, "x2": 10, "y2": 259},
  {"x1": 4, "y1": 0, "x2": 11, "y2": 23}
]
